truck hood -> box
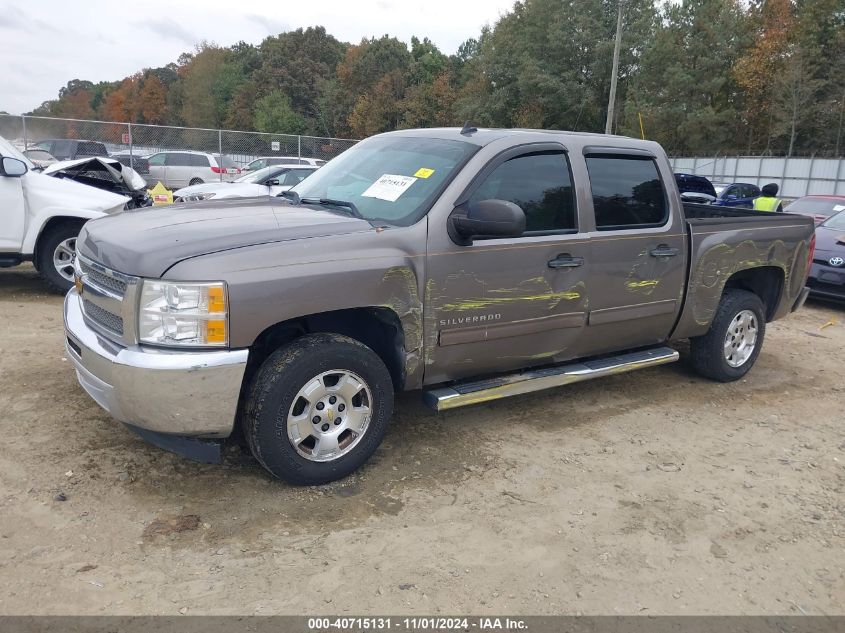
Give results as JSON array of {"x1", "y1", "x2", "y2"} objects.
[
  {"x1": 22, "y1": 169, "x2": 129, "y2": 215},
  {"x1": 77, "y1": 197, "x2": 373, "y2": 277}
]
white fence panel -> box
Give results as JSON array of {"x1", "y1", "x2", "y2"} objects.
[{"x1": 670, "y1": 154, "x2": 845, "y2": 199}]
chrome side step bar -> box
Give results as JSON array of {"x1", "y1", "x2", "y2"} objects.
[{"x1": 422, "y1": 346, "x2": 679, "y2": 412}]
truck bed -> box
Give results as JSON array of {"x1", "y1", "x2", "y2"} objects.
[{"x1": 671, "y1": 203, "x2": 815, "y2": 340}]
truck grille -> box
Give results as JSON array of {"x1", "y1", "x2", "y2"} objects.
[
  {"x1": 83, "y1": 299, "x2": 124, "y2": 335},
  {"x1": 79, "y1": 259, "x2": 127, "y2": 297},
  {"x1": 77, "y1": 254, "x2": 138, "y2": 344}
]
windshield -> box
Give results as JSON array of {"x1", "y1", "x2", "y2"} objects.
[
  {"x1": 236, "y1": 166, "x2": 280, "y2": 183},
  {"x1": 785, "y1": 198, "x2": 845, "y2": 216},
  {"x1": 290, "y1": 135, "x2": 478, "y2": 225},
  {"x1": 821, "y1": 210, "x2": 845, "y2": 230},
  {"x1": 0, "y1": 136, "x2": 34, "y2": 168}
]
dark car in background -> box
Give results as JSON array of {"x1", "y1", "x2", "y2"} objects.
[
  {"x1": 807, "y1": 211, "x2": 845, "y2": 301},
  {"x1": 712, "y1": 182, "x2": 761, "y2": 208},
  {"x1": 675, "y1": 173, "x2": 717, "y2": 203},
  {"x1": 31, "y1": 139, "x2": 150, "y2": 176},
  {"x1": 785, "y1": 195, "x2": 845, "y2": 225},
  {"x1": 32, "y1": 139, "x2": 109, "y2": 161},
  {"x1": 109, "y1": 150, "x2": 151, "y2": 175}
]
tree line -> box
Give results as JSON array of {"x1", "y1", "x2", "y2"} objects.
[{"x1": 28, "y1": 0, "x2": 845, "y2": 156}]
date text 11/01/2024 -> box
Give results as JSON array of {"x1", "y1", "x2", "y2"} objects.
[{"x1": 307, "y1": 617, "x2": 528, "y2": 630}]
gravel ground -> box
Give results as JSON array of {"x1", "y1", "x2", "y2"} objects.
[{"x1": 0, "y1": 264, "x2": 843, "y2": 615}]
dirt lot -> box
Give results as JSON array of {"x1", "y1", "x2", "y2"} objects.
[{"x1": 0, "y1": 263, "x2": 843, "y2": 615}]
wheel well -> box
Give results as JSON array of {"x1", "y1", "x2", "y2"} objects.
[
  {"x1": 723, "y1": 266, "x2": 784, "y2": 321},
  {"x1": 244, "y1": 307, "x2": 407, "y2": 391},
  {"x1": 32, "y1": 216, "x2": 86, "y2": 271}
]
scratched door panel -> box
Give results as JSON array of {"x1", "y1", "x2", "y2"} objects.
[
  {"x1": 576, "y1": 154, "x2": 688, "y2": 357},
  {"x1": 424, "y1": 236, "x2": 591, "y2": 385}
]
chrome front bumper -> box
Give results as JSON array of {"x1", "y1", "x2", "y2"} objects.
[{"x1": 63, "y1": 290, "x2": 248, "y2": 437}]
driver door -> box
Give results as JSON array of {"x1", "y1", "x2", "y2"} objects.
[{"x1": 424, "y1": 145, "x2": 590, "y2": 385}]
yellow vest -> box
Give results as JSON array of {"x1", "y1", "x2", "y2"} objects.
[{"x1": 753, "y1": 196, "x2": 781, "y2": 212}]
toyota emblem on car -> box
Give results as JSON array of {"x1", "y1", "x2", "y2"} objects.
[{"x1": 830, "y1": 256, "x2": 845, "y2": 267}]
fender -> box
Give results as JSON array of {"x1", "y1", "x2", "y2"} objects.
[{"x1": 22, "y1": 207, "x2": 108, "y2": 255}]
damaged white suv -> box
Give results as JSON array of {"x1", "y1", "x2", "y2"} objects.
[{"x1": 0, "y1": 135, "x2": 128, "y2": 292}]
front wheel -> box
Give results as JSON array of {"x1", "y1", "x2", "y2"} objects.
[
  {"x1": 37, "y1": 221, "x2": 84, "y2": 293},
  {"x1": 689, "y1": 288, "x2": 766, "y2": 382},
  {"x1": 244, "y1": 333, "x2": 394, "y2": 485}
]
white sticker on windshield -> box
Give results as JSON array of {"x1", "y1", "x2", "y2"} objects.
[
  {"x1": 833, "y1": 205, "x2": 845, "y2": 212},
  {"x1": 361, "y1": 174, "x2": 417, "y2": 202}
]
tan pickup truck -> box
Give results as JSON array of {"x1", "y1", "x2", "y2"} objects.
[{"x1": 64, "y1": 127, "x2": 815, "y2": 484}]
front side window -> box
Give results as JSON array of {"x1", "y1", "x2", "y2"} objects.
[
  {"x1": 586, "y1": 156, "x2": 667, "y2": 230},
  {"x1": 147, "y1": 153, "x2": 165, "y2": 166},
  {"x1": 283, "y1": 169, "x2": 313, "y2": 185},
  {"x1": 291, "y1": 136, "x2": 478, "y2": 226},
  {"x1": 469, "y1": 151, "x2": 576, "y2": 233}
]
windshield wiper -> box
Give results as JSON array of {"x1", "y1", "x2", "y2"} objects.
[
  {"x1": 301, "y1": 197, "x2": 364, "y2": 219},
  {"x1": 277, "y1": 190, "x2": 301, "y2": 203}
]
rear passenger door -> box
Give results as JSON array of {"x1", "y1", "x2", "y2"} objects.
[{"x1": 575, "y1": 150, "x2": 687, "y2": 358}]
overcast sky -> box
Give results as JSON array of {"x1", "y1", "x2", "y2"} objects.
[{"x1": 0, "y1": 0, "x2": 515, "y2": 115}]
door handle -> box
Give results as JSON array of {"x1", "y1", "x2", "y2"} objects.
[
  {"x1": 649, "y1": 245, "x2": 679, "y2": 258},
  {"x1": 548, "y1": 254, "x2": 585, "y2": 269}
]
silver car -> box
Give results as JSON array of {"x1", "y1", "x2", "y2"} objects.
[
  {"x1": 244, "y1": 156, "x2": 326, "y2": 171},
  {"x1": 145, "y1": 151, "x2": 242, "y2": 189}
]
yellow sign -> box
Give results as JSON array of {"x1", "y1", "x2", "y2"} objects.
[
  {"x1": 414, "y1": 167, "x2": 435, "y2": 179},
  {"x1": 148, "y1": 181, "x2": 173, "y2": 206}
]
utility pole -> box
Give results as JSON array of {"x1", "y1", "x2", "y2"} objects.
[{"x1": 605, "y1": 0, "x2": 624, "y2": 135}]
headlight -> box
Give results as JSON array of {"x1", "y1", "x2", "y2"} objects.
[
  {"x1": 181, "y1": 192, "x2": 216, "y2": 202},
  {"x1": 139, "y1": 280, "x2": 228, "y2": 347}
]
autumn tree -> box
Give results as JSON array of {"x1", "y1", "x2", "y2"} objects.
[
  {"x1": 138, "y1": 74, "x2": 167, "y2": 124},
  {"x1": 733, "y1": 0, "x2": 795, "y2": 150}
]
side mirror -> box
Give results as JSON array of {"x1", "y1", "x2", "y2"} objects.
[
  {"x1": 725, "y1": 194, "x2": 737, "y2": 201},
  {"x1": 265, "y1": 178, "x2": 280, "y2": 186},
  {"x1": 1, "y1": 157, "x2": 28, "y2": 177},
  {"x1": 449, "y1": 199, "x2": 526, "y2": 244}
]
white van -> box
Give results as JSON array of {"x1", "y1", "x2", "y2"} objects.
[{"x1": 0, "y1": 135, "x2": 129, "y2": 292}]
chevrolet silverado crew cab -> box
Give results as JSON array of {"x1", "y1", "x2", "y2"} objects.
[{"x1": 64, "y1": 128, "x2": 815, "y2": 485}]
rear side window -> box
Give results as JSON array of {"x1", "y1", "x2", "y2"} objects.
[
  {"x1": 52, "y1": 140, "x2": 73, "y2": 159},
  {"x1": 586, "y1": 156, "x2": 668, "y2": 230},
  {"x1": 470, "y1": 151, "x2": 576, "y2": 233},
  {"x1": 78, "y1": 142, "x2": 106, "y2": 156},
  {"x1": 190, "y1": 154, "x2": 210, "y2": 167},
  {"x1": 165, "y1": 153, "x2": 193, "y2": 167}
]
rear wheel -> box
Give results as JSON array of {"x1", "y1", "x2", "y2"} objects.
[
  {"x1": 244, "y1": 333, "x2": 394, "y2": 485},
  {"x1": 189, "y1": 178, "x2": 204, "y2": 185},
  {"x1": 37, "y1": 221, "x2": 84, "y2": 294},
  {"x1": 689, "y1": 288, "x2": 766, "y2": 382}
]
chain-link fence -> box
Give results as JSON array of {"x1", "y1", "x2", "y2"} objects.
[
  {"x1": 670, "y1": 154, "x2": 845, "y2": 198},
  {"x1": 0, "y1": 114, "x2": 358, "y2": 184}
]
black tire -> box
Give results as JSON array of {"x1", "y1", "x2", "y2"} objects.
[
  {"x1": 37, "y1": 220, "x2": 84, "y2": 294},
  {"x1": 189, "y1": 178, "x2": 204, "y2": 185},
  {"x1": 689, "y1": 288, "x2": 766, "y2": 382},
  {"x1": 244, "y1": 333, "x2": 394, "y2": 485}
]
